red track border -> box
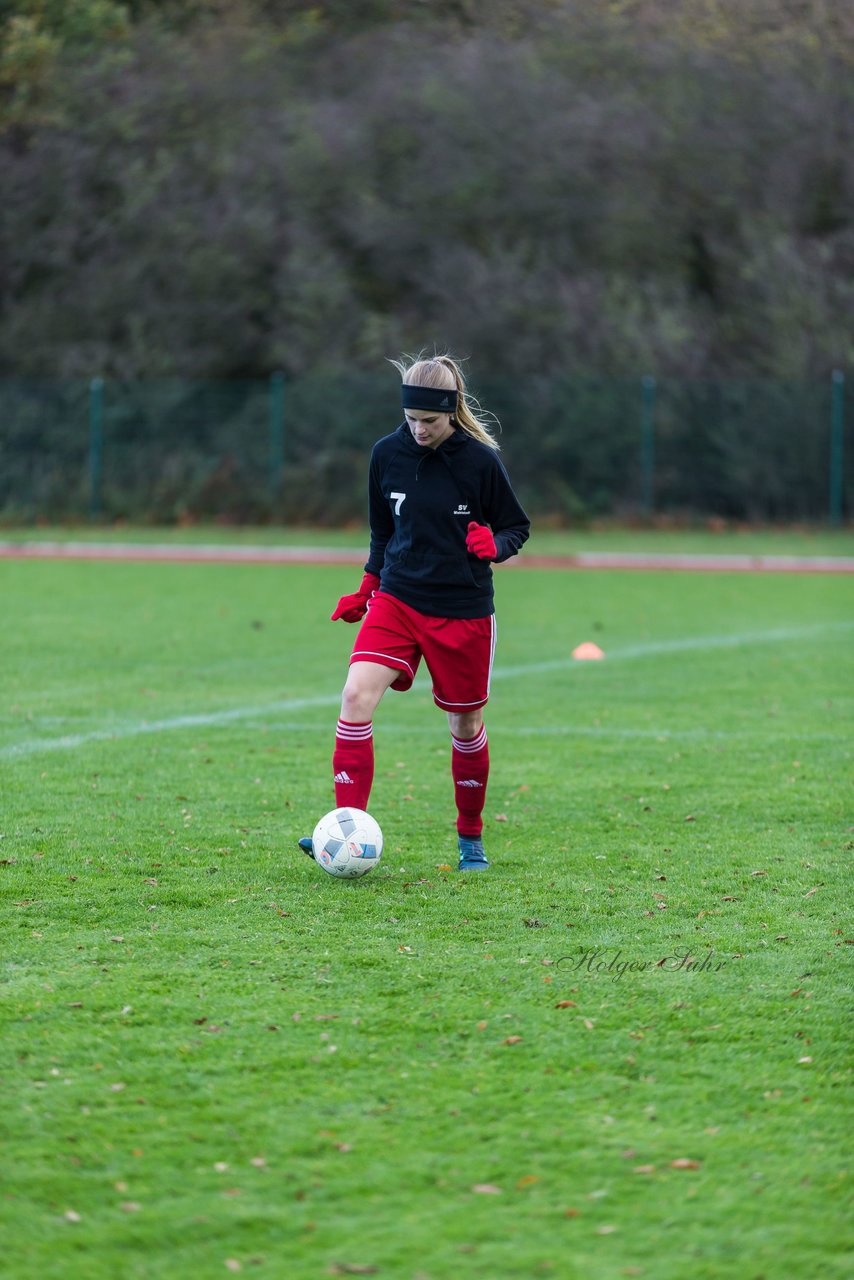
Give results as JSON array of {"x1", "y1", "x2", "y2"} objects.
[{"x1": 1, "y1": 541, "x2": 853, "y2": 574}]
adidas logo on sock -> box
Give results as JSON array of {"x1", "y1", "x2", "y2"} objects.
[
  {"x1": 456, "y1": 779, "x2": 484, "y2": 788},
  {"x1": 334, "y1": 771, "x2": 354, "y2": 784}
]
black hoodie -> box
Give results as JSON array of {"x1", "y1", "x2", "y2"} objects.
[{"x1": 364, "y1": 424, "x2": 530, "y2": 619}]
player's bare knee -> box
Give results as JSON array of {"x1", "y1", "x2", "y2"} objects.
[
  {"x1": 448, "y1": 710, "x2": 483, "y2": 740},
  {"x1": 340, "y1": 683, "x2": 374, "y2": 722},
  {"x1": 341, "y1": 672, "x2": 389, "y2": 722}
]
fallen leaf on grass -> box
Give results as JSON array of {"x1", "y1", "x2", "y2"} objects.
[
  {"x1": 503, "y1": 1035, "x2": 523, "y2": 1045},
  {"x1": 633, "y1": 1165, "x2": 656, "y2": 1174},
  {"x1": 750, "y1": 870, "x2": 768, "y2": 877},
  {"x1": 555, "y1": 1000, "x2": 576, "y2": 1009},
  {"x1": 803, "y1": 886, "x2": 822, "y2": 898},
  {"x1": 798, "y1": 1056, "x2": 813, "y2": 1065},
  {"x1": 516, "y1": 1174, "x2": 540, "y2": 1188},
  {"x1": 596, "y1": 1224, "x2": 617, "y2": 1234},
  {"x1": 523, "y1": 918, "x2": 547, "y2": 928},
  {"x1": 436, "y1": 864, "x2": 452, "y2": 872},
  {"x1": 120, "y1": 1201, "x2": 141, "y2": 1212},
  {"x1": 670, "y1": 1159, "x2": 701, "y2": 1170},
  {"x1": 64, "y1": 1210, "x2": 82, "y2": 1223},
  {"x1": 495, "y1": 814, "x2": 508, "y2": 822},
  {"x1": 225, "y1": 1263, "x2": 242, "y2": 1274},
  {"x1": 472, "y1": 1183, "x2": 502, "y2": 1194}
]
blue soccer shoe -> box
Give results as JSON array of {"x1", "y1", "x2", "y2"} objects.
[{"x1": 458, "y1": 836, "x2": 489, "y2": 871}]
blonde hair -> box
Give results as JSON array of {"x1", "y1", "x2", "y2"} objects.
[{"x1": 390, "y1": 352, "x2": 500, "y2": 451}]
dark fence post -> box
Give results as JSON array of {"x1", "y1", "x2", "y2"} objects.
[
  {"x1": 830, "y1": 369, "x2": 844, "y2": 527},
  {"x1": 269, "y1": 371, "x2": 285, "y2": 510},
  {"x1": 640, "y1": 374, "x2": 656, "y2": 515},
  {"x1": 89, "y1": 377, "x2": 104, "y2": 521}
]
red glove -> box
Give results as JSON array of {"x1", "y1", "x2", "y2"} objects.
[
  {"x1": 331, "y1": 571, "x2": 380, "y2": 623},
  {"x1": 466, "y1": 521, "x2": 497, "y2": 561}
]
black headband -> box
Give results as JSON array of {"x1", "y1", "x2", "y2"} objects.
[{"x1": 401, "y1": 384, "x2": 458, "y2": 413}]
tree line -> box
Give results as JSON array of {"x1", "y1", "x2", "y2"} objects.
[{"x1": 1, "y1": 0, "x2": 852, "y2": 383}]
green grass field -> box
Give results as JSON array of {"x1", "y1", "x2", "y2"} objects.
[{"x1": 2, "y1": 540, "x2": 852, "y2": 1279}]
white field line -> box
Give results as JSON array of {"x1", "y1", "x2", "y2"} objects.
[
  {"x1": 1, "y1": 621, "x2": 851, "y2": 761},
  {"x1": 240, "y1": 721, "x2": 848, "y2": 745},
  {"x1": 490, "y1": 622, "x2": 854, "y2": 678}
]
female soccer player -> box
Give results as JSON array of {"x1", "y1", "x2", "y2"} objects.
[{"x1": 300, "y1": 354, "x2": 530, "y2": 870}]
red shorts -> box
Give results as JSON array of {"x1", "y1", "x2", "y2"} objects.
[{"x1": 350, "y1": 592, "x2": 496, "y2": 711}]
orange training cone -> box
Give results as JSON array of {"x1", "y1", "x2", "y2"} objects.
[{"x1": 572, "y1": 641, "x2": 605, "y2": 660}]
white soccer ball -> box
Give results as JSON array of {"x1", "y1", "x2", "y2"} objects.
[{"x1": 311, "y1": 807, "x2": 383, "y2": 879}]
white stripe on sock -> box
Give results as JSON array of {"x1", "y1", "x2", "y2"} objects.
[
  {"x1": 452, "y1": 727, "x2": 487, "y2": 753},
  {"x1": 336, "y1": 720, "x2": 373, "y2": 740}
]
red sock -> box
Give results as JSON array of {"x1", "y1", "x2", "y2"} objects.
[
  {"x1": 451, "y1": 725, "x2": 489, "y2": 837},
  {"x1": 333, "y1": 719, "x2": 374, "y2": 809}
]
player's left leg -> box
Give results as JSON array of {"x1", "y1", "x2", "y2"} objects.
[
  {"x1": 448, "y1": 708, "x2": 490, "y2": 870},
  {"x1": 422, "y1": 612, "x2": 496, "y2": 871}
]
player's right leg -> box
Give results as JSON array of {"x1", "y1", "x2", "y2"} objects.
[
  {"x1": 333, "y1": 661, "x2": 400, "y2": 808},
  {"x1": 299, "y1": 661, "x2": 399, "y2": 860}
]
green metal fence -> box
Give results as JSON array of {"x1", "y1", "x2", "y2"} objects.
[{"x1": 0, "y1": 373, "x2": 849, "y2": 525}]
